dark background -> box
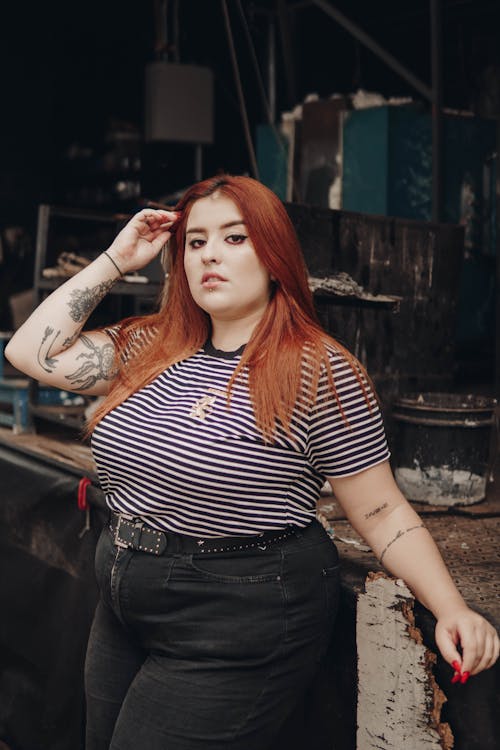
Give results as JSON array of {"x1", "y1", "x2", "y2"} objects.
[
  {"x1": 1, "y1": 0, "x2": 500, "y2": 218},
  {"x1": 1, "y1": 0, "x2": 500, "y2": 360},
  {"x1": 0, "y1": 8, "x2": 499, "y2": 747}
]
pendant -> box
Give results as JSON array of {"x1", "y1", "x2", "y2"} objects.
[{"x1": 189, "y1": 394, "x2": 216, "y2": 420}]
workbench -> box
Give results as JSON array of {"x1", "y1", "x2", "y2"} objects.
[{"x1": 0, "y1": 428, "x2": 498, "y2": 750}]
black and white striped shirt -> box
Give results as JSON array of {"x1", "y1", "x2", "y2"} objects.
[{"x1": 91, "y1": 340, "x2": 390, "y2": 537}]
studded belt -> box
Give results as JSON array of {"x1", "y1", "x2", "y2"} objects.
[{"x1": 108, "y1": 511, "x2": 298, "y2": 556}]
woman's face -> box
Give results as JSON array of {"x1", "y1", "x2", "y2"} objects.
[{"x1": 183, "y1": 192, "x2": 272, "y2": 329}]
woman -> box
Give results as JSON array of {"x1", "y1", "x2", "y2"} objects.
[{"x1": 6, "y1": 175, "x2": 499, "y2": 749}]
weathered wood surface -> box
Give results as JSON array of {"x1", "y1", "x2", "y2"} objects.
[
  {"x1": 0, "y1": 426, "x2": 96, "y2": 476},
  {"x1": 357, "y1": 574, "x2": 453, "y2": 750},
  {"x1": 286, "y1": 203, "x2": 465, "y2": 403}
]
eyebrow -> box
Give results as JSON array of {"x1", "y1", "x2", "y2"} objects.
[{"x1": 185, "y1": 220, "x2": 246, "y2": 235}]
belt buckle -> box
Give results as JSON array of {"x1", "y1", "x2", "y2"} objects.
[{"x1": 114, "y1": 515, "x2": 129, "y2": 549}]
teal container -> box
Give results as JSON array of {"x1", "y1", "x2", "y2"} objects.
[
  {"x1": 342, "y1": 105, "x2": 496, "y2": 358},
  {"x1": 256, "y1": 124, "x2": 288, "y2": 201}
]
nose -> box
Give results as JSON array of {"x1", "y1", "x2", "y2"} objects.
[{"x1": 200, "y1": 238, "x2": 221, "y2": 265}]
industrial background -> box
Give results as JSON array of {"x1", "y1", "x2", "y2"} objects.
[{"x1": 0, "y1": 2, "x2": 499, "y2": 749}]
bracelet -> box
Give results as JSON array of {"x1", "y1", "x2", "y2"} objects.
[{"x1": 103, "y1": 251, "x2": 124, "y2": 277}]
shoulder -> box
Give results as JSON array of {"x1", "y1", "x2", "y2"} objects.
[
  {"x1": 103, "y1": 320, "x2": 158, "y2": 360},
  {"x1": 301, "y1": 338, "x2": 359, "y2": 370},
  {"x1": 312, "y1": 341, "x2": 378, "y2": 411},
  {"x1": 305, "y1": 339, "x2": 367, "y2": 387}
]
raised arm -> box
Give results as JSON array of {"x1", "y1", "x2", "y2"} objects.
[
  {"x1": 5, "y1": 208, "x2": 178, "y2": 396},
  {"x1": 328, "y1": 460, "x2": 500, "y2": 679}
]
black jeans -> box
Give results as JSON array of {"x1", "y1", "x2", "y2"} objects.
[{"x1": 85, "y1": 519, "x2": 340, "y2": 749}]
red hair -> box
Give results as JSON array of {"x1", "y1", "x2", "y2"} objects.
[{"x1": 87, "y1": 175, "x2": 369, "y2": 439}]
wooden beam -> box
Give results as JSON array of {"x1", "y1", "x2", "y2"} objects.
[
  {"x1": 310, "y1": 0, "x2": 433, "y2": 101},
  {"x1": 357, "y1": 574, "x2": 453, "y2": 749}
]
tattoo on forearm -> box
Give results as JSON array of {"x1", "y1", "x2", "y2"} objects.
[
  {"x1": 378, "y1": 523, "x2": 426, "y2": 564},
  {"x1": 65, "y1": 334, "x2": 117, "y2": 390},
  {"x1": 37, "y1": 326, "x2": 61, "y2": 372},
  {"x1": 364, "y1": 502, "x2": 388, "y2": 520},
  {"x1": 67, "y1": 279, "x2": 116, "y2": 323}
]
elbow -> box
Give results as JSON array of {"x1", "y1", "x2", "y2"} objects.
[
  {"x1": 4, "y1": 339, "x2": 16, "y2": 365},
  {"x1": 4, "y1": 338, "x2": 27, "y2": 374}
]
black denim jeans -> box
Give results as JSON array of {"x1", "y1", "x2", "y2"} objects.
[{"x1": 84, "y1": 519, "x2": 340, "y2": 750}]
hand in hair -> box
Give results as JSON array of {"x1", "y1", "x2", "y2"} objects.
[{"x1": 106, "y1": 208, "x2": 180, "y2": 275}]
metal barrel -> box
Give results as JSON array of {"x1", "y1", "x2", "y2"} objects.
[{"x1": 392, "y1": 393, "x2": 497, "y2": 506}]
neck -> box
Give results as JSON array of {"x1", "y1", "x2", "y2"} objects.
[{"x1": 210, "y1": 312, "x2": 263, "y2": 351}]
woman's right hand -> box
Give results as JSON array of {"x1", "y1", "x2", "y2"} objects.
[{"x1": 106, "y1": 208, "x2": 180, "y2": 274}]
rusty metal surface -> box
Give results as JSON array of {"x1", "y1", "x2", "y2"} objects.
[
  {"x1": 395, "y1": 393, "x2": 497, "y2": 412},
  {"x1": 426, "y1": 516, "x2": 500, "y2": 610},
  {"x1": 329, "y1": 514, "x2": 500, "y2": 629},
  {"x1": 319, "y1": 455, "x2": 500, "y2": 626}
]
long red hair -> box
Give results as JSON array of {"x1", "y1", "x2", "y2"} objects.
[{"x1": 87, "y1": 175, "x2": 368, "y2": 439}]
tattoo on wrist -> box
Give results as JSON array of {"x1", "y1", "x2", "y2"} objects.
[
  {"x1": 37, "y1": 326, "x2": 61, "y2": 372},
  {"x1": 364, "y1": 502, "x2": 389, "y2": 520},
  {"x1": 67, "y1": 279, "x2": 116, "y2": 323},
  {"x1": 65, "y1": 334, "x2": 117, "y2": 390},
  {"x1": 378, "y1": 523, "x2": 425, "y2": 564}
]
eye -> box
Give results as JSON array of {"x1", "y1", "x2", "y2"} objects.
[
  {"x1": 187, "y1": 238, "x2": 206, "y2": 249},
  {"x1": 226, "y1": 234, "x2": 248, "y2": 245}
]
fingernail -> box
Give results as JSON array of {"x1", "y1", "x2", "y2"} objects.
[
  {"x1": 451, "y1": 660, "x2": 461, "y2": 671},
  {"x1": 451, "y1": 672, "x2": 461, "y2": 684},
  {"x1": 460, "y1": 671, "x2": 470, "y2": 684}
]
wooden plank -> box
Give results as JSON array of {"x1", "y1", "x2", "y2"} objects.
[
  {"x1": 356, "y1": 574, "x2": 453, "y2": 750},
  {"x1": 0, "y1": 427, "x2": 96, "y2": 477}
]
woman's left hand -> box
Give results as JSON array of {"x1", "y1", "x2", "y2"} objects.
[
  {"x1": 328, "y1": 462, "x2": 500, "y2": 680},
  {"x1": 435, "y1": 606, "x2": 500, "y2": 677}
]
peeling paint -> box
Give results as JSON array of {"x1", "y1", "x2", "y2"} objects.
[
  {"x1": 357, "y1": 575, "x2": 453, "y2": 750},
  {"x1": 395, "y1": 465, "x2": 486, "y2": 505}
]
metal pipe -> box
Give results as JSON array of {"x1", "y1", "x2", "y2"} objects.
[
  {"x1": 496, "y1": 131, "x2": 500, "y2": 402},
  {"x1": 195, "y1": 144, "x2": 203, "y2": 182},
  {"x1": 220, "y1": 0, "x2": 260, "y2": 179},
  {"x1": 276, "y1": 0, "x2": 298, "y2": 107},
  {"x1": 172, "y1": 0, "x2": 180, "y2": 63},
  {"x1": 268, "y1": 18, "x2": 276, "y2": 123},
  {"x1": 153, "y1": 0, "x2": 169, "y2": 61},
  {"x1": 310, "y1": 0, "x2": 433, "y2": 101},
  {"x1": 431, "y1": 0, "x2": 444, "y2": 222},
  {"x1": 235, "y1": 0, "x2": 274, "y2": 125}
]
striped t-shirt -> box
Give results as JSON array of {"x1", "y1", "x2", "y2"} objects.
[{"x1": 91, "y1": 340, "x2": 390, "y2": 538}]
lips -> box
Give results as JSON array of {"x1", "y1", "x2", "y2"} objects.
[{"x1": 201, "y1": 272, "x2": 227, "y2": 285}]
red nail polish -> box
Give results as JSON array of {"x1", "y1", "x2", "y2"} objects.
[
  {"x1": 451, "y1": 672, "x2": 461, "y2": 684},
  {"x1": 460, "y1": 671, "x2": 470, "y2": 684},
  {"x1": 451, "y1": 660, "x2": 461, "y2": 671}
]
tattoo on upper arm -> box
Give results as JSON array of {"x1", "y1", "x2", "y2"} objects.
[
  {"x1": 62, "y1": 331, "x2": 79, "y2": 348},
  {"x1": 64, "y1": 334, "x2": 118, "y2": 390},
  {"x1": 37, "y1": 326, "x2": 61, "y2": 372},
  {"x1": 378, "y1": 523, "x2": 425, "y2": 564},
  {"x1": 364, "y1": 502, "x2": 388, "y2": 520},
  {"x1": 67, "y1": 280, "x2": 116, "y2": 323}
]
